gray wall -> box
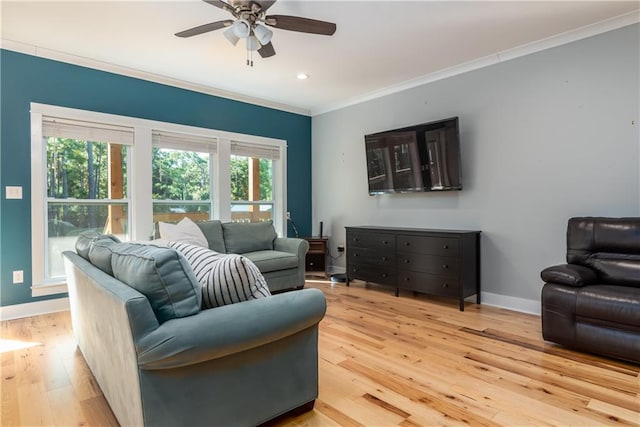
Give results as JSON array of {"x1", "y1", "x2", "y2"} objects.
[{"x1": 311, "y1": 24, "x2": 640, "y2": 312}]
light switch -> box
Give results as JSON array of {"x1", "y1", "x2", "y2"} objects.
[{"x1": 6, "y1": 186, "x2": 22, "y2": 199}]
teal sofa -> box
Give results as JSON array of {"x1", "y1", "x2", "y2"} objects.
[
  {"x1": 62, "y1": 241, "x2": 326, "y2": 426},
  {"x1": 192, "y1": 220, "x2": 309, "y2": 293}
]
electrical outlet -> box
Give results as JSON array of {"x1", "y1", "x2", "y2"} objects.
[
  {"x1": 337, "y1": 245, "x2": 345, "y2": 253},
  {"x1": 13, "y1": 270, "x2": 24, "y2": 284},
  {"x1": 286, "y1": 211, "x2": 291, "y2": 220}
]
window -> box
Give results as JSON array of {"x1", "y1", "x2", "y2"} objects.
[
  {"x1": 31, "y1": 103, "x2": 287, "y2": 296},
  {"x1": 230, "y1": 141, "x2": 277, "y2": 223},
  {"x1": 36, "y1": 116, "x2": 132, "y2": 286},
  {"x1": 152, "y1": 131, "x2": 216, "y2": 225}
]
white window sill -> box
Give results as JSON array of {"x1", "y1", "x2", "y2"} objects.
[{"x1": 32, "y1": 283, "x2": 68, "y2": 297}]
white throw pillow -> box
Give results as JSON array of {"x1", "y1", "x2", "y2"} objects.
[
  {"x1": 159, "y1": 217, "x2": 208, "y2": 248},
  {"x1": 169, "y1": 241, "x2": 271, "y2": 309}
]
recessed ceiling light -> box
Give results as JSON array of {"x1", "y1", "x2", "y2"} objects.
[{"x1": 297, "y1": 73, "x2": 309, "y2": 80}]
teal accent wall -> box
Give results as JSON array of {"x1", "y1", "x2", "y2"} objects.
[{"x1": 0, "y1": 49, "x2": 312, "y2": 307}]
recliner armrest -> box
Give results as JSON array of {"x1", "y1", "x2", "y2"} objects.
[
  {"x1": 136, "y1": 288, "x2": 326, "y2": 370},
  {"x1": 540, "y1": 264, "x2": 597, "y2": 287}
]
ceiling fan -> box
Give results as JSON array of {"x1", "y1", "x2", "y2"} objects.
[{"x1": 175, "y1": 0, "x2": 337, "y2": 66}]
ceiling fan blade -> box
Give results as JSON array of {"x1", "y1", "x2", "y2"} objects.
[
  {"x1": 175, "y1": 20, "x2": 233, "y2": 38},
  {"x1": 265, "y1": 15, "x2": 336, "y2": 35},
  {"x1": 202, "y1": 0, "x2": 236, "y2": 15},
  {"x1": 258, "y1": 41, "x2": 276, "y2": 58},
  {"x1": 255, "y1": 0, "x2": 277, "y2": 12}
]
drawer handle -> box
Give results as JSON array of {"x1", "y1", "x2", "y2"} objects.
[
  {"x1": 354, "y1": 238, "x2": 359, "y2": 242},
  {"x1": 309, "y1": 262, "x2": 314, "y2": 266},
  {"x1": 382, "y1": 240, "x2": 388, "y2": 244},
  {"x1": 353, "y1": 268, "x2": 358, "y2": 273},
  {"x1": 404, "y1": 277, "x2": 410, "y2": 281},
  {"x1": 382, "y1": 256, "x2": 387, "y2": 261},
  {"x1": 443, "y1": 245, "x2": 449, "y2": 249},
  {"x1": 442, "y1": 283, "x2": 449, "y2": 288},
  {"x1": 354, "y1": 253, "x2": 359, "y2": 257},
  {"x1": 404, "y1": 259, "x2": 410, "y2": 264},
  {"x1": 405, "y1": 242, "x2": 410, "y2": 246},
  {"x1": 443, "y1": 264, "x2": 448, "y2": 269},
  {"x1": 381, "y1": 273, "x2": 387, "y2": 278}
]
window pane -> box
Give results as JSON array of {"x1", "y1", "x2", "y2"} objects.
[
  {"x1": 231, "y1": 155, "x2": 273, "y2": 202},
  {"x1": 152, "y1": 202, "x2": 211, "y2": 225},
  {"x1": 230, "y1": 203, "x2": 273, "y2": 223},
  {"x1": 46, "y1": 138, "x2": 127, "y2": 199},
  {"x1": 47, "y1": 203, "x2": 128, "y2": 278},
  {"x1": 152, "y1": 147, "x2": 210, "y2": 201}
]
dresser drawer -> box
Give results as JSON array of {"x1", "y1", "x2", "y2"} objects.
[
  {"x1": 349, "y1": 247, "x2": 395, "y2": 266},
  {"x1": 348, "y1": 263, "x2": 396, "y2": 286},
  {"x1": 348, "y1": 231, "x2": 396, "y2": 250},
  {"x1": 397, "y1": 271, "x2": 458, "y2": 297},
  {"x1": 308, "y1": 240, "x2": 326, "y2": 252},
  {"x1": 397, "y1": 253, "x2": 459, "y2": 278},
  {"x1": 397, "y1": 235, "x2": 459, "y2": 256}
]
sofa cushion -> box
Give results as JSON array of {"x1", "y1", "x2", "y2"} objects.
[
  {"x1": 76, "y1": 231, "x2": 121, "y2": 260},
  {"x1": 195, "y1": 220, "x2": 226, "y2": 253},
  {"x1": 576, "y1": 285, "x2": 640, "y2": 328},
  {"x1": 222, "y1": 221, "x2": 277, "y2": 254},
  {"x1": 243, "y1": 250, "x2": 299, "y2": 273},
  {"x1": 585, "y1": 253, "x2": 640, "y2": 288},
  {"x1": 159, "y1": 217, "x2": 208, "y2": 248},
  {"x1": 169, "y1": 241, "x2": 271, "y2": 309},
  {"x1": 111, "y1": 243, "x2": 201, "y2": 323},
  {"x1": 88, "y1": 238, "x2": 121, "y2": 276}
]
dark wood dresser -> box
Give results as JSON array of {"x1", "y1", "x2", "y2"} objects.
[{"x1": 345, "y1": 226, "x2": 481, "y2": 311}]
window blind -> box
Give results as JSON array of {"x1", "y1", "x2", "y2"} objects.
[
  {"x1": 230, "y1": 141, "x2": 281, "y2": 160},
  {"x1": 42, "y1": 117, "x2": 134, "y2": 145},
  {"x1": 152, "y1": 130, "x2": 217, "y2": 154}
]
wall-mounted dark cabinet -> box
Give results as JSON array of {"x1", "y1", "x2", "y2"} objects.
[{"x1": 345, "y1": 226, "x2": 481, "y2": 311}]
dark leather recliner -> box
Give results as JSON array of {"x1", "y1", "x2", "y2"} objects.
[{"x1": 541, "y1": 217, "x2": 640, "y2": 363}]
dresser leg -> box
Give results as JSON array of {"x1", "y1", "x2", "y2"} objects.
[
  {"x1": 459, "y1": 298, "x2": 465, "y2": 311},
  {"x1": 395, "y1": 288, "x2": 399, "y2": 297}
]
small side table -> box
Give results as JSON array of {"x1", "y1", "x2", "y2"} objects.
[{"x1": 303, "y1": 237, "x2": 328, "y2": 278}]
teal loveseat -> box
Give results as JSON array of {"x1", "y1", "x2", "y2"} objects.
[
  {"x1": 62, "y1": 240, "x2": 326, "y2": 426},
  {"x1": 188, "y1": 220, "x2": 309, "y2": 293}
]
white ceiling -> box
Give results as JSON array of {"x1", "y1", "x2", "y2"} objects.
[{"x1": 2, "y1": 1, "x2": 639, "y2": 115}]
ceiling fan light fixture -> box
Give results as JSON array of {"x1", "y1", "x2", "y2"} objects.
[
  {"x1": 232, "y1": 19, "x2": 251, "y2": 38},
  {"x1": 246, "y1": 35, "x2": 261, "y2": 51},
  {"x1": 223, "y1": 27, "x2": 240, "y2": 45},
  {"x1": 254, "y1": 24, "x2": 273, "y2": 45}
]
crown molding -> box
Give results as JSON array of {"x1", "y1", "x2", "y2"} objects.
[
  {"x1": 2, "y1": 9, "x2": 638, "y2": 118},
  {"x1": 311, "y1": 10, "x2": 640, "y2": 116},
  {"x1": 0, "y1": 39, "x2": 311, "y2": 117}
]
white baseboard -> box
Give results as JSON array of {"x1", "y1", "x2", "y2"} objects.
[
  {"x1": 480, "y1": 292, "x2": 540, "y2": 315},
  {"x1": 328, "y1": 264, "x2": 540, "y2": 315},
  {"x1": 0, "y1": 297, "x2": 70, "y2": 321}
]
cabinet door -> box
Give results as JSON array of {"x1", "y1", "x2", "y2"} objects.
[{"x1": 306, "y1": 253, "x2": 325, "y2": 272}]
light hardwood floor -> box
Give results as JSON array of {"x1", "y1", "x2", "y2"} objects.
[{"x1": 2, "y1": 279, "x2": 639, "y2": 426}]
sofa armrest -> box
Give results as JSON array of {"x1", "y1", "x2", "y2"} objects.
[
  {"x1": 136, "y1": 288, "x2": 326, "y2": 370},
  {"x1": 274, "y1": 237, "x2": 309, "y2": 258},
  {"x1": 540, "y1": 264, "x2": 597, "y2": 287}
]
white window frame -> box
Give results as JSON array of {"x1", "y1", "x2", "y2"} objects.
[{"x1": 30, "y1": 103, "x2": 287, "y2": 297}]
